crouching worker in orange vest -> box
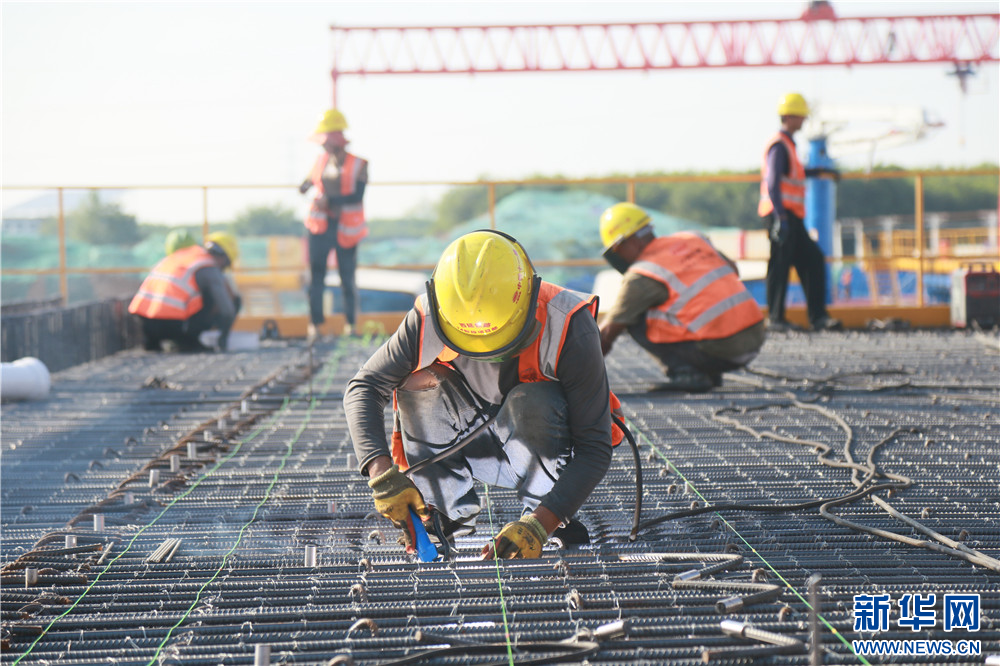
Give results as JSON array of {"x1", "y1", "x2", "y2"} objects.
[
  {"x1": 129, "y1": 232, "x2": 241, "y2": 353},
  {"x1": 344, "y1": 230, "x2": 623, "y2": 560},
  {"x1": 598, "y1": 203, "x2": 766, "y2": 393}
]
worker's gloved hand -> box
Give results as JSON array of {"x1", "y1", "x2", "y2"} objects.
[
  {"x1": 482, "y1": 514, "x2": 548, "y2": 560},
  {"x1": 769, "y1": 214, "x2": 789, "y2": 245},
  {"x1": 368, "y1": 464, "x2": 429, "y2": 530}
]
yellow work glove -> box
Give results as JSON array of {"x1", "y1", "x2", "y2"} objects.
[
  {"x1": 482, "y1": 515, "x2": 548, "y2": 560},
  {"x1": 368, "y1": 464, "x2": 429, "y2": 530}
]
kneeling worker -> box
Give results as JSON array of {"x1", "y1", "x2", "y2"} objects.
[
  {"x1": 344, "y1": 230, "x2": 621, "y2": 559},
  {"x1": 598, "y1": 203, "x2": 765, "y2": 392},
  {"x1": 129, "y1": 232, "x2": 241, "y2": 352}
]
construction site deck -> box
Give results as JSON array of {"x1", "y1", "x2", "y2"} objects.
[{"x1": 2, "y1": 328, "x2": 998, "y2": 665}]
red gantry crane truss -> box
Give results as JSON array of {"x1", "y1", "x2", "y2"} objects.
[{"x1": 328, "y1": 9, "x2": 999, "y2": 104}]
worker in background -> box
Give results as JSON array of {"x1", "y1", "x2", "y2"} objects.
[
  {"x1": 598, "y1": 203, "x2": 765, "y2": 392},
  {"x1": 344, "y1": 230, "x2": 622, "y2": 559},
  {"x1": 299, "y1": 108, "x2": 369, "y2": 341},
  {"x1": 164, "y1": 229, "x2": 197, "y2": 256},
  {"x1": 759, "y1": 92, "x2": 842, "y2": 332},
  {"x1": 129, "y1": 232, "x2": 240, "y2": 352}
]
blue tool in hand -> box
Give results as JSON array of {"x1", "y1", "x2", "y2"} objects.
[{"x1": 409, "y1": 507, "x2": 439, "y2": 562}]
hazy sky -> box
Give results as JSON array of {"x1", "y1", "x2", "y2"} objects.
[{"x1": 2, "y1": 1, "x2": 998, "y2": 223}]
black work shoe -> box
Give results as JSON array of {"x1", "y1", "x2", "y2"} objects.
[
  {"x1": 653, "y1": 370, "x2": 716, "y2": 393},
  {"x1": 811, "y1": 316, "x2": 843, "y2": 331},
  {"x1": 551, "y1": 520, "x2": 590, "y2": 547}
]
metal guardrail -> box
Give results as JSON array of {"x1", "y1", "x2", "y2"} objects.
[{"x1": 2, "y1": 169, "x2": 998, "y2": 309}]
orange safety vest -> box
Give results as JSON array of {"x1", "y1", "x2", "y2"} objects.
[
  {"x1": 758, "y1": 131, "x2": 805, "y2": 218},
  {"x1": 304, "y1": 152, "x2": 368, "y2": 248},
  {"x1": 391, "y1": 282, "x2": 624, "y2": 469},
  {"x1": 128, "y1": 245, "x2": 216, "y2": 320},
  {"x1": 630, "y1": 233, "x2": 763, "y2": 344}
]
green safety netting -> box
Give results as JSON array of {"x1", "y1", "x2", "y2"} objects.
[
  {"x1": 361, "y1": 189, "x2": 704, "y2": 289},
  {"x1": 3, "y1": 190, "x2": 704, "y2": 304}
]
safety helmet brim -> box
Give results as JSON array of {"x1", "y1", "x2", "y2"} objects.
[{"x1": 425, "y1": 273, "x2": 542, "y2": 360}]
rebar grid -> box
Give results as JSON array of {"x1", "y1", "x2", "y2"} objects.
[{"x1": 2, "y1": 331, "x2": 998, "y2": 665}]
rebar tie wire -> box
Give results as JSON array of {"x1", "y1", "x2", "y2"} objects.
[
  {"x1": 634, "y1": 423, "x2": 874, "y2": 666},
  {"x1": 483, "y1": 483, "x2": 516, "y2": 666},
  {"x1": 687, "y1": 367, "x2": 1000, "y2": 570},
  {"x1": 11, "y1": 348, "x2": 346, "y2": 666},
  {"x1": 629, "y1": 366, "x2": 999, "y2": 665},
  {"x1": 147, "y1": 391, "x2": 325, "y2": 665},
  {"x1": 710, "y1": 400, "x2": 1000, "y2": 571},
  {"x1": 379, "y1": 498, "x2": 628, "y2": 666}
]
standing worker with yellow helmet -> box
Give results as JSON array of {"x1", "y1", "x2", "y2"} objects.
[
  {"x1": 129, "y1": 232, "x2": 241, "y2": 352},
  {"x1": 759, "y1": 92, "x2": 841, "y2": 332},
  {"x1": 299, "y1": 108, "x2": 369, "y2": 341},
  {"x1": 598, "y1": 203, "x2": 766, "y2": 392},
  {"x1": 343, "y1": 230, "x2": 624, "y2": 560}
]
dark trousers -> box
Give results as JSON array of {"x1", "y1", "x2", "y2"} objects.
[
  {"x1": 765, "y1": 213, "x2": 829, "y2": 326},
  {"x1": 139, "y1": 295, "x2": 242, "y2": 352},
  {"x1": 627, "y1": 322, "x2": 754, "y2": 377},
  {"x1": 307, "y1": 225, "x2": 358, "y2": 326},
  {"x1": 140, "y1": 309, "x2": 213, "y2": 352},
  {"x1": 396, "y1": 374, "x2": 572, "y2": 525}
]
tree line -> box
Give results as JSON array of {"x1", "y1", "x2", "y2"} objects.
[{"x1": 433, "y1": 164, "x2": 1000, "y2": 232}]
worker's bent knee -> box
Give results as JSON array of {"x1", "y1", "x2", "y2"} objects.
[{"x1": 503, "y1": 383, "x2": 569, "y2": 436}]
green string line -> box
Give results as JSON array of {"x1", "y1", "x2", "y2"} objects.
[
  {"x1": 144, "y1": 395, "x2": 320, "y2": 665},
  {"x1": 637, "y1": 422, "x2": 872, "y2": 666},
  {"x1": 482, "y1": 484, "x2": 516, "y2": 666},
  {"x1": 14, "y1": 346, "x2": 344, "y2": 664},
  {"x1": 143, "y1": 351, "x2": 343, "y2": 664},
  {"x1": 12, "y1": 396, "x2": 292, "y2": 666}
]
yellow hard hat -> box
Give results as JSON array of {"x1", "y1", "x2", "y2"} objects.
[
  {"x1": 205, "y1": 232, "x2": 239, "y2": 266},
  {"x1": 428, "y1": 230, "x2": 540, "y2": 358},
  {"x1": 313, "y1": 108, "x2": 348, "y2": 134},
  {"x1": 777, "y1": 92, "x2": 810, "y2": 117},
  {"x1": 600, "y1": 202, "x2": 652, "y2": 251}
]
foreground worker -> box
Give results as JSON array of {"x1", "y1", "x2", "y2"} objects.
[
  {"x1": 598, "y1": 203, "x2": 765, "y2": 392},
  {"x1": 299, "y1": 108, "x2": 369, "y2": 341},
  {"x1": 129, "y1": 232, "x2": 240, "y2": 352},
  {"x1": 344, "y1": 230, "x2": 619, "y2": 559},
  {"x1": 759, "y1": 92, "x2": 841, "y2": 332}
]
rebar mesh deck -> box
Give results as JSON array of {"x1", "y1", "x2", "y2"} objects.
[{"x1": 2, "y1": 331, "x2": 998, "y2": 665}]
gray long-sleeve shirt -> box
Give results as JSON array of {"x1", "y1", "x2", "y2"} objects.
[
  {"x1": 343, "y1": 302, "x2": 614, "y2": 522},
  {"x1": 194, "y1": 265, "x2": 236, "y2": 329}
]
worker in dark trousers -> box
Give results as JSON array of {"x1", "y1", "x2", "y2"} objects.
[
  {"x1": 299, "y1": 108, "x2": 369, "y2": 341},
  {"x1": 759, "y1": 92, "x2": 841, "y2": 332},
  {"x1": 129, "y1": 233, "x2": 240, "y2": 352},
  {"x1": 344, "y1": 230, "x2": 624, "y2": 559},
  {"x1": 598, "y1": 203, "x2": 766, "y2": 392}
]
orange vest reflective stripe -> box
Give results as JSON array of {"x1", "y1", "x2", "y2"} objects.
[
  {"x1": 758, "y1": 131, "x2": 806, "y2": 218},
  {"x1": 392, "y1": 283, "x2": 623, "y2": 469},
  {"x1": 630, "y1": 234, "x2": 763, "y2": 343},
  {"x1": 304, "y1": 153, "x2": 368, "y2": 248},
  {"x1": 128, "y1": 246, "x2": 215, "y2": 320}
]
